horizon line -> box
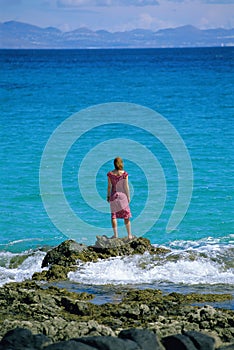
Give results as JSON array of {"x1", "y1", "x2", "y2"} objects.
[{"x1": 1, "y1": 19, "x2": 234, "y2": 34}]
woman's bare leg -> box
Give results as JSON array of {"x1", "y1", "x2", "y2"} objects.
[
  {"x1": 124, "y1": 218, "x2": 133, "y2": 239},
  {"x1": 111, "y1": 218, "x2": 118, "y2": 238}
]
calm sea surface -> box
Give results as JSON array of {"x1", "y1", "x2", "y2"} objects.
[{"x1": 0, "y1": 48, "x2": 233, "y2": 300}]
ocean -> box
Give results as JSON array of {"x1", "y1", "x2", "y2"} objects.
[{"x1": 0, "y1": 48, "x2": 233, "y2": 306}]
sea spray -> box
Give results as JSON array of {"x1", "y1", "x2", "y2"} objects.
[
  {"x1": 0, "y1": 250, "x2": 47, "y2": 286},
  {"x1": 68, "y1": 242, "x2": 234, "y2": 286}
]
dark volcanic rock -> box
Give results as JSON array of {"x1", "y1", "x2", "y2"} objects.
[
  {"x1": 217, "y1": 345, "x2": 234, "y2": 350},
  {"x1": 44, "y1": 340, "x2": 95, "y2": 349},
  {"x1": 162, "y1": 333, "x2": 198, "y2": 350},
  {"x1": 0, "y1": 327, "x2": 51, "y2": 349},
  {"x1": 183, "y1": 330, "x2": 215, "y2": 350},
  {"x1": 162, "y1": 331, "x2": 221, "y2": 350},
  {"x1": 1, "y1": 327, "x2": 233, "y2": 350},
  {"x1": 70, "y1": 336, "x2": 140, "y2": 350},
  {"x1": 41, "y1": 329, "x2": 163, "y2": 349},
  {"x1": 119, "y1": 328, "x2": 164, "y2": 350}
]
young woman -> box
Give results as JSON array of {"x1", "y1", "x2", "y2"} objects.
[{"x1": 107, "y1": 157, "x2": 133, "y2": 240}]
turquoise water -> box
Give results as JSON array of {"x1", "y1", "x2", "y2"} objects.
[{"x1": 0, "y1": 48, "x2": 233, "y2": 292}]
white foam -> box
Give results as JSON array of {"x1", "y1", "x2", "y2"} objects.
[
  {"x1": 0, "y1": 251, "x2": 47, "y2": 287},
  {"x1": 68, "y1": 251, "x2": 234, "y2": 286},
  {"x1": 167, "y1": 235, "x2": 234, "y2": 250}
]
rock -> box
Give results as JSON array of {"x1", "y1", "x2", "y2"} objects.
[
  {"x1": 38, "y1": 237, "x2": 170, "y2": 282},
  {"x1": 9, "y1": 254, "x2": 30, "y2": 269},
  {"x1": 0, "y1": 328, "x2": 33, "y2": 349},
  {"x1": 161, "y1": 334, "x2": 198, "y2": 350},
  {"x1": 183, "y1": 331, "x2": 215, "y2": 350},
  {"x1": 91, "y1": 236, "x2": 170, "y2": 260},
  {"x1": 92, "y1": 236, "x2": 160, "y2": 256},
  {"x1": 61, "y1": 297, "x2": 93, "y2": 316},
  {"x1": 217, "y1": 345, "x2": 234, "y2": 350},
  {"x1": 0, "y1": 327, "x2": 233, "y2": 350},
  {"x1": 44, "y1": 340, "x2": 95, "y2": 349},
  {"x1": 122, "y1": 288, "x2": 163, "y2": 302},
  {"x1": 119, "y1": 328, "x2": 164, "y2": 350},
  {"x1": 41, "y1": 240, "x2": 87, "y2": 268},
  {"x1": 94, "y1": 235, "x2": 126, "y2": 248},
  {"x1": 70, "y1": 336, "x2": 140, "y2": 350},
  {"x1": 44, "y1": 336, "x2": 141, "y2": 350},
  {"x1": 1, "y1": 247, "x2": 234, "y2": 348},
  {"x1": 42, "y1": 237, "x2": 169, "y2": 269},
  {"x1": 161, "y1": 331, "x2": 217, "y2": 350},
  {"x1": 45, "y1": 265, "x2": 71, "y2": 280},
  {"x1": 0, "y1": 327, "x2": 51, "y2": 350}
]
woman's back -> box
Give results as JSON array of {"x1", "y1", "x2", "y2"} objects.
[{"x1": 107, "y1": 170, "x2": 128, "y2": 195}]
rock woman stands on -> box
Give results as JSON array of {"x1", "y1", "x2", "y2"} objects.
[{"x1": 107, "y1": 157, "x2": 134, "y2": 240}]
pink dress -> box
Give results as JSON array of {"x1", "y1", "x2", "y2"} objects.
[{"x1": 107, "y1": 171, "x2": 132, "y2": 219}]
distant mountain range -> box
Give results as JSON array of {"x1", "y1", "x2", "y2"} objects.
[{"x1": 0, "y1": 21, "x2": 234, "y2": 49}]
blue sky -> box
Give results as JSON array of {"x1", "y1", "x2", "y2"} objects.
[{"x1": 1, "y1": 0, "x2": 234, "y2": 31}]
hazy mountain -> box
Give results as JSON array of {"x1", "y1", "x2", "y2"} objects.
[{"x1": 0, "y1": 21, "x2": 233, "y2": 48}]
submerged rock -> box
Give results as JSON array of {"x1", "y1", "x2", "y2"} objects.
[{"x1": 9, "y1": 254, "x2": 30, "y2": 269}]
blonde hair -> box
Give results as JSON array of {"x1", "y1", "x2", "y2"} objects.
[{"x1": 114, "y1": 157, "x2": 123, "y2": 170}]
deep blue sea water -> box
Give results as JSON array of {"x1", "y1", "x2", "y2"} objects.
[{"x1": 0, "y1": 48, "x2": 233, "y2": 302}]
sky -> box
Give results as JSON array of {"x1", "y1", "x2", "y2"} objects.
[{"x1": 1, "y1": 0, "x2": 234, "y2": 32}]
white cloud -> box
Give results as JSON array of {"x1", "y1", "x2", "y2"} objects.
[
  {"x1": 138, "y1": 13, "x2": 154, "y2": 28},
  {"x1": 57, "y1": 0, "x2": 159, "y2": 7}
]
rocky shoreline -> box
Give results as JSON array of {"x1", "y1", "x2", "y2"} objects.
[{"x1": 0, "y1": 237, "x2": 233, "y2": 349}]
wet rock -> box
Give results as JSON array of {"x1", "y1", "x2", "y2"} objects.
[
  {"x1": 32, "y1": 270, "x2": 48, "y2": 281},
  {"x1": 9, "y1": 254, "x2": 30, "y2": 269},
  {"x1": 122, "y1": 288, "x2": 163, "y2": 302},
  {"x1": 38, "y1": 237, "x2": 170, "y2": 282},
  {"x1": 41, "y1": 240, "x2": 88, "y2": 268},
  {"x1": 167, "y1": 292, "x2": 233, "y2": 304},
  {"x1": 41, "y1": 237, "x2": 169, "y2": 268}
]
